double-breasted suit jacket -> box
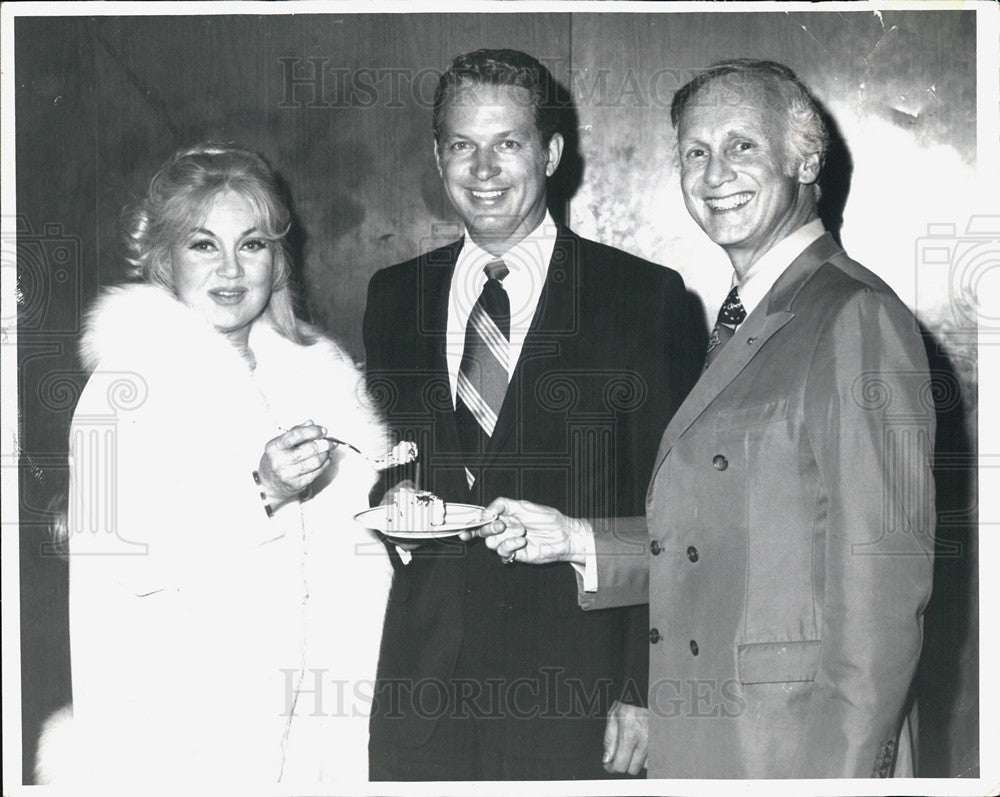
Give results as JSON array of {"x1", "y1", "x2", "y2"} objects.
[
  {"x1": 584, "y1": 233, "x2": 935, "y2": 778},
  {"x1": 364, "y1": 226, "x2": 704, "y2": 772}
]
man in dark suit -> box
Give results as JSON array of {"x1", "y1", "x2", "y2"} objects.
[
  {"x1": 478, "y1": 60, "x2": 935, "y2": 778},
  {"x1": 364, "y1": 49, "x2": 702, "y2": 780}
]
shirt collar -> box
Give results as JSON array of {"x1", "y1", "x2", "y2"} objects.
[
  {"x1": 736, "y1": 218, "x2": 826, "y2": 318},
  {"x1": 457, "y1": 211, "x2": 558, "y2": 281}
]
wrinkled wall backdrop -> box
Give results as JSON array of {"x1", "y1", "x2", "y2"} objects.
[{"x1": 15, "y1": 11, "x2": 978, "y2": 781}]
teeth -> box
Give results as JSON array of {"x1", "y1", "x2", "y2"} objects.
[
  {"x1": 706, "y1": 192, "x2": 753, "y2": 211},
  {"x1": 471, "y1": 190, "x2": 504, "y2": 199}
]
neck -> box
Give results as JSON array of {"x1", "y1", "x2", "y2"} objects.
[
  {"x1": 468, "y1": 212, "x2": 547, "y2": 258},
  {"x1": 469, "y1": 230, "x2": 525, "y2": 259},
  {"x1": 728, "y1": 204, "x2": 818, "y2": 280},
  {"x1": 223, "y1": 328, "x2": 254, "y2": 363}
]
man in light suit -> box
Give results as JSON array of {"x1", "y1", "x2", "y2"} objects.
[
  {"x1": 364, "y1": 50, "x2": 703, "y2": 780},
  {"x1": 477, "y1": 60, "x2": 936, "y2": 778}
]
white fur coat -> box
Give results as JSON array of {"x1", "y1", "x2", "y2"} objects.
[{"x1": 37, "y1": 284, "x2": 393, "y2": 787}]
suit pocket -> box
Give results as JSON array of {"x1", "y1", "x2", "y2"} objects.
[
  {"x1": 737, "y1": 640, "x2": 821, "y2": 684},
  {"x1": 713, "y1": 397, "x2": 790, "y2": 431}
]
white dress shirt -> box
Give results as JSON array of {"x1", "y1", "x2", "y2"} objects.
[
  {"x1": 398, "y1": 214, "x2": 557, "y2": 566},
  {"x1": 733, "y1": 218, "x2": 826, "y2": 319},
  {"x1": 446, "y1": 212, "x2": 558, "y2": 403},
  {"x1": 580, "y1": 218, "x2": 827, "y2": 592}
]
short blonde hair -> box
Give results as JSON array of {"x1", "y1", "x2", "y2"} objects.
[{"x1": 123, "y1": 143, "x2": 309, "y2": 343}]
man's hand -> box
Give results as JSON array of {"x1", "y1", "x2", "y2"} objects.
[
  {"x1": 460, "y1": 497, "x2": 590, "y2": 566},
  {"x1": 603, "y1": 700, "x2": 648, "y2": 775}
]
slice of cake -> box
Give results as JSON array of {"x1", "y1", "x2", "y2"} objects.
[
  {"x1": 373, "y1": 441, "x2": 418, "y2": 470},
  {"x1": 386, "y1": 487, "x2": 447, "y2": 530}
]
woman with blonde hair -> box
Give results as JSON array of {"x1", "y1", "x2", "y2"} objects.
[{"x1": 37, "y1": 143, "x2": 393, "y2": 786}]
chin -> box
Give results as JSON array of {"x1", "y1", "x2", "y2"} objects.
[{"x1": 703, "y1": 221, "x2": 752, "y2": 249}]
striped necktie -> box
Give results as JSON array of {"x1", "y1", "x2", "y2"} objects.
[
  {"x1": 704, "y1": 284, "x2": 746, "y2": 370},
  {"x1": 456, "y1": 259, "x2": 510, "y2": 488}
]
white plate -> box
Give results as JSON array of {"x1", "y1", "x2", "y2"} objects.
[{"x1": 354, "y1": 503, "x2": 496, "y2": 539}]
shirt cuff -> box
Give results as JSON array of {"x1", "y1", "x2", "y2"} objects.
[
  {"x1": 250, "y1": 471, "x2": 286, "y2": 544},
  {"x1": 570, "y1": 522, "x2": 598, "y2": 592}
]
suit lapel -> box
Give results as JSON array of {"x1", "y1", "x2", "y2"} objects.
[
  {"x1": 648, "y1": 308, "x2": 794, "y2": 474},
  {"x1": 647, "y1": 233, "x2": 842, "y2": 491},
  {"x1": 422, "y1": 240, "x2": 463, "y2": 455},
  {"x1": 482, "y1": 227, "x2": 576, "y2": 463}
]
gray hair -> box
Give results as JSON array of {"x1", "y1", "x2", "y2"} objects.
[{"x1": 671, "y1": 59, "x2": 828, "y2": 195}]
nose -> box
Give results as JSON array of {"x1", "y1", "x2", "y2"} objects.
[
  {"x1": 216, "y1": 247, "x2": 244, "y2": 279},
  {"x1": 472, "y1": 148, "x2": 501, "y2": 181},
  {"x1": 704, "y1": 152, "x2": 736, "y2": 188}
]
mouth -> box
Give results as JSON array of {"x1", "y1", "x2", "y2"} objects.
[
  {"x1": 468, "y1": 188, "x2": 508, "y2": 202},
  {"x1": 208, "y1": 287, "x2": 247, "y2": 305},
  {"x1": 705, "y1": 191, "x2": 754, "y2": 212}
]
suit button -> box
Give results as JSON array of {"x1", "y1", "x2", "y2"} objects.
[
  {"x1": 649, "y1": 628, "x2": 661, "y2": 644},
  {"x1": 687, "y1": 546, "x2": 699, "y2": 562},
  {"x1": 712, "y1": 455, "x2": 728, "y2": 471},
  {"x1": 650, "y1": 540, "x2": 662, "y2": 555},
  {"x1": 690, "y1": 640, "x2": 699, "y2": 655}
]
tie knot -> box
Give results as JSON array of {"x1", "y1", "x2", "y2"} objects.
[
  {"x1": 484, "y1": 259, "x2": 509, "y2": 282},
  {"x1": 717, "y1": 285, "x2": 747, "y2": 326}
]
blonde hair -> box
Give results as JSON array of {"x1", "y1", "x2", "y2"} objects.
[{"x1": 123, "y1": 143, "x2": 309, "y2": 343}]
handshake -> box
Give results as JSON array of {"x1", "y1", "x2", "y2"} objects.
[{"x1": 459, "y1": 498, "x2": 593, "y2": 567}]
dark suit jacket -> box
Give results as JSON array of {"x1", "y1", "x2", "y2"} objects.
[
  {"x1": 582, "y1": 234, "x2": 935, "y2": 778},
  {"x1": 364, "y1": 226, "x2": 703, "y2": 764}
]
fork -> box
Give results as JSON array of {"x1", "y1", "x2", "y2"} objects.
[{"x1": 324, "y1": 436, "x2": 363, "y2": 455}]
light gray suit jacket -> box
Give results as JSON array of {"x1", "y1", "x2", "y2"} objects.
[{"x1": 582, "y1": 234, "x2": 935, "y2": 778}]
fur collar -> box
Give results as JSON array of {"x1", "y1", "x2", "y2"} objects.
[
  {"x1": 79, "y1": 282, "x2": 239, "y2": 373},
  {"x1": 78, "y1": 282, "x2": 389, "y2": 460}
]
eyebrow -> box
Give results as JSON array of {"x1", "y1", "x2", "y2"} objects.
[
  {"x1": 443, "y1": 128, "x2": 523, "y2": 140},
  {"x1": 680, "y1": 128, "x2": 761, "y2": 146},
  {"x1": 191, "y1": 226, "x2": 260, "y2": 237}
]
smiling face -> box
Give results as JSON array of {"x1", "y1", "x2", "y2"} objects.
[
  {"x1": 170, "y1": 189, "x2": 275, "y2": 349},
  {"x1": 677, "y1": 80, "x2": 820, "y2": 275},
  {"x1": 435, "y1": 83, "x2": 563, "y2": 256}
]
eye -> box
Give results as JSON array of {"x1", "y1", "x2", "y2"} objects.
[
  {"x1": 241, "y1": 238, "x2": 269, "y2": 253},
  {"x1": 449, "y1": 141, "x2": 472, "y2": 152},
  {"x1": 189, "y1": 238, "x2": 217, "y2": 253},
  {"x1": 733, "y1": 140, "x2": 754, "y2": 153},
  {"x1": 498, "y1": 139, "x2": 521, "y2": 151},
  {"x1": 684, "y1": 147, "x2": 707, "y2": 161}
]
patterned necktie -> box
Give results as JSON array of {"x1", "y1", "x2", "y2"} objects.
[
  {"x1": 704, "y1": 285, "x2": 747, "y2": 370},
  {"x1": 456, "y1": 260, "x2": 510, "y2": 488}
]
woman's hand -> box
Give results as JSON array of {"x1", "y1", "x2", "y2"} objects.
[{"x1": 256, "y1": 420, "x2": 334, "y2": 509}]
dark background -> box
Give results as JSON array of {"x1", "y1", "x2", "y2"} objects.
[{"x1": 14, "y1": 10, "x2": 979, "y2": 782}]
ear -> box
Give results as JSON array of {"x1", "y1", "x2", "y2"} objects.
[
  {"x1": 545, "y1": 132, "x2": 564, "y2": 178},
  {"x1": 797, "y1": 151, "x2": 822, "y2": 185},
  {"x1": 433, "y1": 140, "x2": 443, "y2": 178}
]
